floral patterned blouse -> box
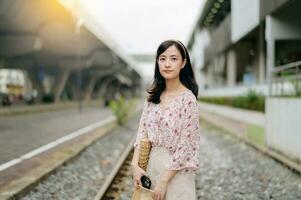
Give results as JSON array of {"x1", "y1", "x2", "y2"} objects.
[{"x1": 134, "y1": 90, "x2": 200, "y2": 173}]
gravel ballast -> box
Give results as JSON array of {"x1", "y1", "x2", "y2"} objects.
[{"x1": 20, "y1": 118, "x2": 301, "y2": 200}]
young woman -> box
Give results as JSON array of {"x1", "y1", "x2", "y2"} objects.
[{"x1": 131, "y1": 40, "x2": 200, "y2": 200}]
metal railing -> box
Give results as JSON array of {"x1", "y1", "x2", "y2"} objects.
[{"x1": 270, "y1": 60, "x2": 301, "y2": 97}]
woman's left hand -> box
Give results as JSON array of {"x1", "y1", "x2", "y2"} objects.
[{"x1": 152, "y1": 180, "x2": 168, "y2": 200}]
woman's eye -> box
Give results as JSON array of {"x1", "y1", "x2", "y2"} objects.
[
  {"x1": 172, "y1": 58, "x2": 177, "y2": 61},
  {"x1": 159, "y1": 58, "x2": 165, "y2": 61}
]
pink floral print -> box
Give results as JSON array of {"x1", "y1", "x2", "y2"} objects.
[{"x1": 134, "y1": 90, "x2": 200, "y2": 173}]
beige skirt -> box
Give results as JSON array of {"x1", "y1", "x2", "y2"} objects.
[{"x1": 146, "y1": 147, "x2": 197, "y2": 200}]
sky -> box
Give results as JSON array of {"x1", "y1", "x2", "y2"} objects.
[
  {"x1": 79, "y1": 0, "x2": 205, "y2": 55},
  {"x1": 60, "y1": 0, "x2": 206, "y2": 82}
]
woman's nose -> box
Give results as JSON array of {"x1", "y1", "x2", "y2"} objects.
[{"x1": 165, "y1": 59, "x2": 171, "y2": 67}]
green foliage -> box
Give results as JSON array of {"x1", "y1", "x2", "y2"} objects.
[
  {"x1": 108, "y1": 96, "x2": 134, "y2": 126},
  {"x1": 42, "y1": 93, "x2": 54, "y2": 103},
  {"x1": 199, "y1": 90, "x2": 265, "y2": 112}
]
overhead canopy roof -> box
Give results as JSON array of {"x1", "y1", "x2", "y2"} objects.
[{"x1": 0, "y1": 0, "x2": 139, "y2": 75}]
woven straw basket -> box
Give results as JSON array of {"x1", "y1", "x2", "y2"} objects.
[
  {"x1": 132, "y1": 137, "x2": 153, "y2": 200},
  {"x1": 138, "y1": 137, "x2": 152, "y2": 171}
]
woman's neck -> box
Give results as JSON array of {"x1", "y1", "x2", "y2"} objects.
[{"x1": 164, "y1": 78, "x2": 185, "y2": 94}]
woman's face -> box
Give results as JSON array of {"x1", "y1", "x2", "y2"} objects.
[{"x1": 157, "y1": 45, "x2": 186, "y2": 80}]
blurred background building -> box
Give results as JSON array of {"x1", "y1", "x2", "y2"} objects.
[
  {"x1": 0, "y1": 0, "x2": 141, "y2": 106},
  {"x1": 188, "y1": 0, "x2": 301, "y2": 97},
  {"x1": 188, "y1": 0, "x2": 301, "y2": 170}
]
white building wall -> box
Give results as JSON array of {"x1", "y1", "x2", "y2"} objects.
[
  {"x1": 191, "y1": 29, "x2": 210, "y2": 70},
  {"x1": 0, "y1": 69, "x2": 25, "y2": 94},
  {"x1": 231, "y1": 0, "x2": 260, "y2": 43},
  {"x1": 266, "y1": 98, "x2": 301, "y2": 161},
  {"x1": 266, "y1": 15, "x2": 301, "y2": 41},
  {"x1": 198, "y1": 0, "x2": 301, "y2": 97},
  {"x1": 190, "y1": 29, "x2": 210, "y2": 91},
  {"x1": 265, "y1": 12, "x2": 301, "y2": 94}
]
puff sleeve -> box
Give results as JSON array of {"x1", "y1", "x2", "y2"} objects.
[
  {"x1": 133, "y1": 99, "x2": 149, "y2": 149},
  {"x1": 166, "y1": 94, "x2": 200, "y2": 171}
]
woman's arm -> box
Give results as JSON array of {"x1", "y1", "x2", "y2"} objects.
[
  {"x1": 159, "y1": 169, "x2": 177, "y2": 183},
  {"x1": 166, "y1": 94, "x2": 200, "y2": 172},
  {"x1": 131, "y1": 148, "x2": 147, "y2": 188},
  {"x1": 131, "y1": 99, "x2": 149, "y2": 188},
  {"x1": 131, "y1": 147, "x2": 139, "y2": 167},
  {"x1": 153, "y1": 170, "x2": 177, "y2": 200}
]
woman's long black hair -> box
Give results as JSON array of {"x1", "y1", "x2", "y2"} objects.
[{"x1": 146, "y1": 39, "x2": 198, "y2": 104}]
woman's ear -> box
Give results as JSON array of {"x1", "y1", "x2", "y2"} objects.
[{"x1": 181, "y1": 59, "x2": 187, "y2": 69}]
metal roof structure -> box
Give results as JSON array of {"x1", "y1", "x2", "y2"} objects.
[{"x1": 0, "y1": 0, "x2": 139, "y2": 77}]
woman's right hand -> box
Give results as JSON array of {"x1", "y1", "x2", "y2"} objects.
[{"x1": 131, "y1": 164, "x2": 147, "y2": 188}]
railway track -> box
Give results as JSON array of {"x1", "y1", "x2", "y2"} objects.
[
  {"x1": 1, "y1": 105, "x2": 144, "y2": 200},
  {"x1": 11, "y1": 117, "x2": 301, "y2": 200},
  {"x1": 100, "y1": 151, "x2": 134, "y2": 200},
  {"x1": 91, "y1": 135, "x2": 136, "y2": 200},
  {"x1": 15, "y1": 119, "x2": 139, "y2": 200}
]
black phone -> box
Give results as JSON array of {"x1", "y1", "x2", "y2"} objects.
[{"x1": 140, "y1": 175, "x2": 151, "y2": 189}]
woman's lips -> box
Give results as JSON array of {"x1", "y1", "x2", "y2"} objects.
[{"x1": 164, "y1": 70, "x2": 173, "y2": 73}]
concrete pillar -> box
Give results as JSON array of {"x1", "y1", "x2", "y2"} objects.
[
  {"x1": 70, "y1": 84, "x2": 79, "y2": 100},
  {"x1": 26, "y1": 69, "x2": 44, "y2": 101},
  {"x1": 96, "y1": 78, "x2": 111, "y2": 100},
  {"x1": 207, "y1": 63, "x2": 214, "y2": 88},
  {"x1": 226, "y1": 49, "x2": 237, "y2": 87},
  {"x1": 266, "y1": 39, "x2": 275, "y2": 95},
  {"x1": 84, "y1": 76, "x2": 97, "y2": 101},
  {"x1": 54, "y1": 69, "x2": 70, "y2": 103},
  {"x1": 21, "y1": 71, "x2": 31, "y2": 97},
  {"x1": 266, "y1": 16, "x2": 275, "y2": 96},
  {"x1": 258, "y1": 24, "x2": 266, "y2": 84},
  {"x1": 194, "y1": 67, "x2": 204, "y2": 91},
  {"x1": 95, "y1": 86, "x2": 104, "y2": 99}
]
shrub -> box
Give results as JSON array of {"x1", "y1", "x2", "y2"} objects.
[
  {"x1": 199, "y1": 90, "x2": 265, "y2": 112},
  {"x1": 42, "y1": 93, "x2": 54, "y2": 103},
  {"x1": 108, "y1": 96, "x2": 134, "y2": 126}
]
